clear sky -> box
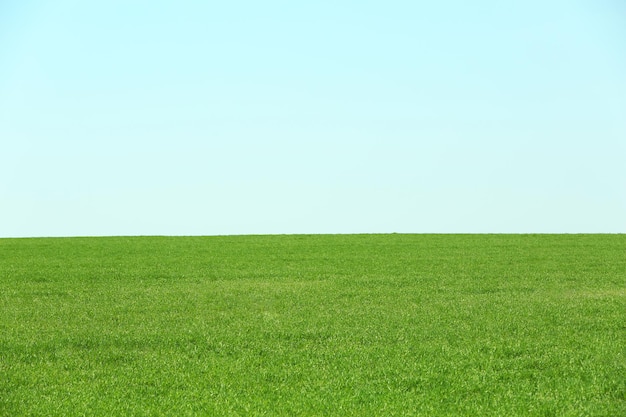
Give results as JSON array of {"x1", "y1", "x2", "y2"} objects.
[{"x1": 1, "y1": 0, "x2": 625, "y2": 237}]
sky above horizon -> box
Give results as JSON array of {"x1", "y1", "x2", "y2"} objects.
[{"x1": 1, "y1": 0, "x2": 625, "y2": 237}]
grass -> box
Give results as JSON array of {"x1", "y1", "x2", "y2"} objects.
[{"x1": 1, "y1": 234, "x2": 624, "y2": 416}]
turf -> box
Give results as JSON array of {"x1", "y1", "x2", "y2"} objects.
[{"x1": 1, "y1": 234, "x2": 624, "y2": 416}]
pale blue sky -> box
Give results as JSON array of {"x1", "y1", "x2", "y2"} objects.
[{"x1": 1, "y1": 0, "x2": 625, "y2": 237}]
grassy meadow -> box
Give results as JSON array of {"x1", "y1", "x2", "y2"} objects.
[{"x1": 1, "y1": 234, "x2": 624, "y2": 416}]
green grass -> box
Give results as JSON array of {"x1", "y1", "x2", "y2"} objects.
[{"x1": 1, "y1": 234, "x2": 624, "y2": 416}]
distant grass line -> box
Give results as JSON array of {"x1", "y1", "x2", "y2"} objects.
[{"x1": 1, "y1": 234, "x2": 625, "y2": 416}]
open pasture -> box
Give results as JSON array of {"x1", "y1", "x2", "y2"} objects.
[{"x1": 1, "y1": 234, "x2": 624, "y2": 416}]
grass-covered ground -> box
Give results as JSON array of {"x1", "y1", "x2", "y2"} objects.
[{"x1": 1, "y1": 234, "x2": 624, "y2": 416}]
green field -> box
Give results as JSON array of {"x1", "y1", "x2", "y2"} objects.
[{"x1": 1, "y1": 234, "x2": 624, "y2": 416}]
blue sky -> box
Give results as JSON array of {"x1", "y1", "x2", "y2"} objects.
[{"x1": 1, "y1": 0, "x2": 625, "y2": 237}]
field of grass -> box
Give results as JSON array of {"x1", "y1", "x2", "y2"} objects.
[{"x1": 1, "y1": 234, "x2": 624, "y2": 416}]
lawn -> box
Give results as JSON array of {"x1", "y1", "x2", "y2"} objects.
[{"x1": 1, "y1": 234, "x2": 624, "y2": 416}]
